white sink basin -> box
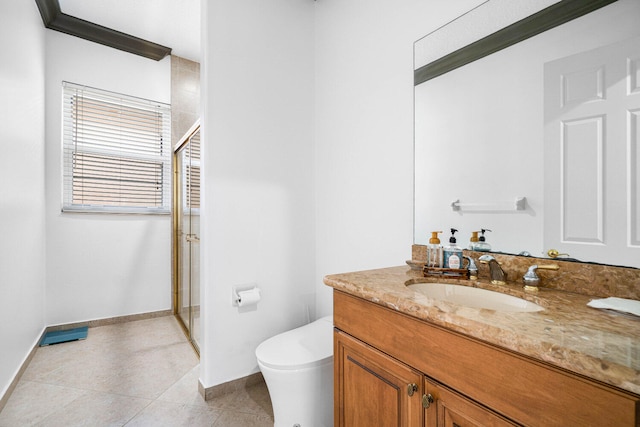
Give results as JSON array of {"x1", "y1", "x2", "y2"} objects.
[{"x1": 407, "y1": 282, "x2": 544, "y2": 313}]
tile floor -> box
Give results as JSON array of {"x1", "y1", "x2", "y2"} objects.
[{"x1": 0, "y1": 316, "x2": 274, "y2": 427}]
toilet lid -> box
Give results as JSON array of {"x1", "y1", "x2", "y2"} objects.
[{"x1": 256, "y1": 316, "x2": 333, "y2": 370}]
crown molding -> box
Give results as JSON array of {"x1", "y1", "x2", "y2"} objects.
[
  {"x1": 35, "y1": 0, "x2": 171, "y2": 61},
  {"x1": 414, "y1": 0, "x2": 617, "y2": 85}
]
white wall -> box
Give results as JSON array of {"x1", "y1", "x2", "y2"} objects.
[
  {"x1": 200, "y1": 0, "x2": 316, "y2": 387},
  {"x1": 0, "y1": 1, "x2": 47, "y2": 402},
  {"x1": 44, "y1": 32, "x2": 172, "y2": 325},
  {"x1": 313, "y1": 0, "x2": 486, "y2": 316}
]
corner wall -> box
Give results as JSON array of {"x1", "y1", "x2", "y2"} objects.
[
  {"x1": 0, "y1": 1, "x2": 47, "y2": 404},
  {"x1": 44, "y1": 31, "x2": 172, "y2": 326}
]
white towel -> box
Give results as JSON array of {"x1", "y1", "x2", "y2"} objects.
[{"x1": 587, "y1": 297, "x2": 640, "y2": 317}]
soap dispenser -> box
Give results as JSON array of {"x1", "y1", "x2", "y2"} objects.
[
  {"x1": 426, "y1": 231, "x2": 443, "y2": 268},
  {"x1": 468, "y1": 231, "x2": 479, "y2": 250},
  {"x1": 474, "y1": 229, "x2": 492, "y2": 252},
  {"x1": 443, "y1": 228, "x2": 463, "y2": 269}
]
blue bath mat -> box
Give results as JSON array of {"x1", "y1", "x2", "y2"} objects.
[{"x1": 40, "y1": 326, "x2": 88, "y2": 346}]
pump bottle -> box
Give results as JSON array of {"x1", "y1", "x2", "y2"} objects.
[
  {"x1": 443, "y1": 228, "x2": 463, "y2": 269},
  {"x1": 468, "y1": 231, "x2": 479, "y2": 250},
  {"x1": 426, "y1": 231, "x2": 443, "y2": 268},
  {"x1": 474, "y1": 229, "x2": 492, "y2": 252}
]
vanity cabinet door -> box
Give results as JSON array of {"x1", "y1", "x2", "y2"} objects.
[
  {"x1": 335, "y1": 330, "x2": 424, "y2": 427},
  {"x1": 424, "y1": 378, "x2": 518, "y2": 427}
]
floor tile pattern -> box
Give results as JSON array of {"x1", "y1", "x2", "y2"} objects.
[{"x1": 0, "y1": 316, "x2": 274, "y2": 426}]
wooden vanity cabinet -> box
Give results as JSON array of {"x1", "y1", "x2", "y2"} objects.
[
  {"x1": 333, "y1": 290, "x2": 640, "y2": 427},
  {"x1": 335, "y1": 330, "x2": 423, "y2": 426},
  {"x1": 335, "y1": 330, "x2": 516, "y2": 427},
  {"x1": 424, "y1": 378, "x2": 518, "y2": 427}
]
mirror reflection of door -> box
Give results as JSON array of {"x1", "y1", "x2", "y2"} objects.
[
  {"x1": 544, "y1": 36, "x2": 640, "y2": 267},
  {"x1": 175, "y1": 126, "x2": 201, "y2": 352}
]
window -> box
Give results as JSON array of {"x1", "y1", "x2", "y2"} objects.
[{"x1": 62, "y1": 82, "x2": 171, "y2": 213}]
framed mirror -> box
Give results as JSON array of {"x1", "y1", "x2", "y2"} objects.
[{"x1": 414, "y1": 0, "x2": 640, "y2": 268}]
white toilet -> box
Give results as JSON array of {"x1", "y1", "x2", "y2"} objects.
[{"x1": 256, "y1": 316, "x2": 334, "y2": 427}]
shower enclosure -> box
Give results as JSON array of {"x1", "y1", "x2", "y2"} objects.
[{"x1": 173, "y1": 122, "x2": 201, "y2": 353}]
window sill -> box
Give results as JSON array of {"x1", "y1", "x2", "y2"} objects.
[{"x1": 62, "y1": 206, "x2": 171, "y2": 215}]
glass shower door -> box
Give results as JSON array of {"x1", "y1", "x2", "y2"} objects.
[{"x1": 174, "y1": 126, "x2": 201, "y2": 353}]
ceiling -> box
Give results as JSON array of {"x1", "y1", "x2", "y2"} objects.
[{"x1": 57, "y1": 0, "x2": 201, "y2": 62}]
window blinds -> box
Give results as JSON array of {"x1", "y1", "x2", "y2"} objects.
[
  {"x1": 62, "y1": 82, "x2": 171, "y2": 213},
  {"x1": 185, "y1": 129, "x2": 200, "y2": 210}
]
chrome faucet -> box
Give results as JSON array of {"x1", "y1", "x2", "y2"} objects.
[
  {"x1": 463, "y1": 255, "x2": 478, "y2": 280},
  {"x1": 478, "y1": 255, "x2": 506, "y2": 285},
  {"x1": 523, "y1": 264, "x2": 559, "y2": 291}
]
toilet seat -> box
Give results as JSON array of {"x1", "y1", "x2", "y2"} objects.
[{"x1": 256, "y1": 316, "x2": 333, "y2": 370}]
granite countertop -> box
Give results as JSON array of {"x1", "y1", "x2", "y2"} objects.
[{"x1": 324, "y1": 266, "x2": 640, "y2": 395}]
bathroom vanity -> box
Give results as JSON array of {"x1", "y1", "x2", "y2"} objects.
[{"x1": 325, "y1": 263, "x2": 640, "y2": 426}]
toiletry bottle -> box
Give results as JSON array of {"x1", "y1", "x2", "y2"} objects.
[
  {"x1": 468, "y1": 231, "x2": 479, "y2": 250},
  {"x1": 443, "y1": 228, "x2": 463, "y2": 269},
  {"x1": 426, "y1": 231, "x2": 443, "y2": 268},
  {"x1": 474, "y1": 228, "x2": 492, "y2": 252}
]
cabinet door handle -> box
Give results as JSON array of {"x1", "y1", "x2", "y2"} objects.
[
  {"x1": 422, "y1": 393, "x2": 434, "y2": 409},
  {"x1": 407, "y1": 383, "x2": 418, "y2": 397}
]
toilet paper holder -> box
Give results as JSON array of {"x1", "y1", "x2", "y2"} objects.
[{"x1": 232, "y1": 284, "x2": 261, "y2": 307}]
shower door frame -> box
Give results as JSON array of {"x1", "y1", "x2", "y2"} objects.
[{"x1": 172, "y1": 120, "x2": 201, "y2": 355}]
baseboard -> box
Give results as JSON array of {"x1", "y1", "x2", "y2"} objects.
[
  {"x1": 199, "y1": 372, "x2": 266, "y2": 401},
  {"x1": 0, "y1": 309, "x2": 173, "y2": 411},
  {"x1": 0, "y1": 327, "x2": 47, "y2": 413},
  {"x1": 46, "y1": 309, "x2": 173, "y2": 332}
]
